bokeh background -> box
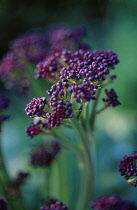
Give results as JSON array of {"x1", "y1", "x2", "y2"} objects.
[{"x1": 0, "y1": 0, "x2": 137, "y2": 209}]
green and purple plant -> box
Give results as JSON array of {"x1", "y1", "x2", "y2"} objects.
[{"x1": 0, "y1": 25, "x2": 136, "y2": 210}]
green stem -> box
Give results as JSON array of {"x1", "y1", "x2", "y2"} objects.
[
  {"x1": 51, "y1": 129, "x2": 81, "y2": 153},
  {"x1": 56, "y1": 158, "x2": 64, "y2": 200},
  {"x1": 96, "y1": 104, "x2": 109, "y2": 114},
  {"x1": 0, "y1": 135, "x2": 10, "y2": 191},
  {"x1": 71, "y1": 119, "x2": 93, "y2": 210},
  {"x1": 80, "y1": 102, "x2": 89, "y2": 131},
  {"x1": 43, "y1": 167, "x2": 51, "y2": 199},
  {"x1": 90, "y1": 88, "x2": 101, "y2": 132},
  {"x1": 56, "y1": 155, "x2": 74, "y2": 207}
]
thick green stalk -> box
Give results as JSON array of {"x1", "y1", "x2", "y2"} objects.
[
  {"x1": 48, "y1": 130, "x2": 82, "y2": 207},
  {"x1": 55, "y1": 157, "x2": 70, "y2": 205},
  {"x1": 56, "y1": 158, "x2": 63, "y2": 200},
  {"x1": 42, "y1": 167, "x2": 51, "y2": 199},
  {"x1": 71, "y1": 119, "x2": 94, "y2": 210},
  {"x1": 80, "y1": 102, "x2": 89, "y2": 131},
  {"x1": 51, "y1": 129, "x2": 81, "y2": 153},
  {"x1": 90, "y1": 88, "x2": 101, "y2": 132}
]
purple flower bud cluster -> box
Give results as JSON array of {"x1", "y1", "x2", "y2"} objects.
[
  {"x1": 31, "y1": 148, "x2": 53, "y2": 167},
  {"x1": 5, "y1": 171, "x2": 29, "y2": 198},
  {"x1": 10, "y1": 26, "x2": 89, "y2": 66},
  {"x1": 45, "y1": 105, "x2": 73, "y2": 129},
  {"x1": 0, "y1": 52, "x2": 29, "y2": 93},
  {"x1": 69, "y1": 80, "x2": 96, "y2": 103},
  {"x1": 36, "y1": 48, "x2": 119, "y2": 105},
  {"x1": 40, "y1": 200, "x2": 68, "y2": 210},
  {"x1": 35, "y1": 49, "x2": 78, "y2": 81},
  {"x1": 43, "y1": 199, "x2": 58, "y2": 208},
  {"x1": 11, "y1": 31, "x2": 49, "y2": 64},
  {"x1": 118, "y1": 152, "x2": 137, "y2": 187},
  {"x1": 10, "y1": 26, "x2": 89, "y2": 67},
  {"x1": 0, "y1": 94, "x2": 9, "y2": 110},
  {"x1": 46, "y1": 49, "x2": 119, "y2": 104},
  {"x1": 103, "y1": 89, "x2": 121, "y2": 107},
  {"x1": 10, "y1": 172, "x2": 29, "y2": 187},
  {"x1": 25, "y1": 120, "x2": 45, "y2": 138},
  {"x1": 16, "y1": 171, "x2": 29, "y2": 181},
  {"x1": 0, "y1": 93, "x2": 9, "y2": 132},
  {"x1": 45, "y1": 101, "x2": 73, "y2": 128},
  {"x1": 90, "y1": 195, "x2": 137, "y2": 210},
  {"x1": 26, "y1": 47, "x2": 120, "y2": 130},
  {"x1": 47, "y1": 81, "x2": 65, "y2": 97},
  {"x1": 0, "y1": 198, "x2": 8, "y2": 210},
  {"x1": 35, "y1": 54, "x2": 63, "y2": 80},
  {"x1": 25, "y1": 97, "x2": 48, "y2": 117},
  {"x1": 92, "y1": 50, "x2": 119, "y2": 69},
  {"x1": 25, "y1": 94, "x2": 73, "y2": 130},
  {"x1": 59, "y1": 49, "x2": 117, "y2": 82},
  {"x1": 45, "y1": 25, "x2": 89, "y2": 53},
  {"x1": 37, "y1": 49, "x2": 95, "y2": 82},
  {"x1": 0, "y1": 33, "x2": 46, "y2": 92},
  {"x1": 0, "y1": 52, "x2": 24, "y2": 87},
  {"x1": 0, "y1": 25, "x2": 89, "y2": 93},
  {"x1": 46, "y1": 81, "x2": 73, "y2": 128},
  {"x1": 0, "y1": 52, "x2": 17, "y2": 76},
  {"x1": 31, "y1": 140, "x2": 61, "y2": 167}
]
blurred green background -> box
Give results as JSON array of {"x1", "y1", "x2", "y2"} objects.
[{"x1": 0, "y1": 0, "x2": 137, "y2": 208}]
